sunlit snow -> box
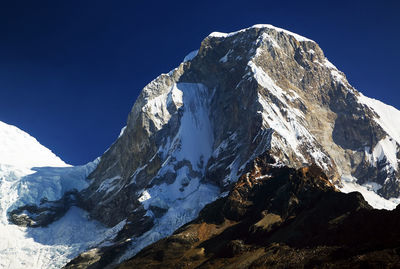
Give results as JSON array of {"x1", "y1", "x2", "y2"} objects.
[
  {"x1": 0, "y1": 121, "x2": 67, "y2": 168},
  {"x1": 209, "y1": 24, "x2": 313, "y2": 42},
  {"x1": 340, "y1": 176, "x2": 399, "y2": 210}
]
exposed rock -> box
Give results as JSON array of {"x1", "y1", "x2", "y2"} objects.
[{"x1": 64, "y1": 241, "x2": 131, "y2": 269}]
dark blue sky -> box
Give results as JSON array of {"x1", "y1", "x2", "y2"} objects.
[{"x1": 0, "y1": 0, "x2": 399, "y2": 165}]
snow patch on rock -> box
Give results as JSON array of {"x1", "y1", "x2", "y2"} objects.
[
  {"x1": 358, "y1": 93, "x2": 400, "y2": 145},
  {"x1": 119, "y1": 177, "x2": 219, "y2": 263},
  {"x1": 339, "y1": 175, "x2": 399, "y2": 210},
  {"x1": 364, "y1": 137, "x2": 398, "y2": 171},
  {"x1": 183, "y1": 50, "x2": 198, "y2": 62}
]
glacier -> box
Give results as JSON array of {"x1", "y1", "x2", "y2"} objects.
[{"x1": 0, "y1": 122, "x2": 124, "y2": 268}]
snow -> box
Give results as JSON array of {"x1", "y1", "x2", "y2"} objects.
[
  {"x1": 116, "y1": 82, "x2": 218, "y2": 259},
  {"x1": 167, "y1": 83, "x2": 183, "y2": 109},
  {"x1": 212, "y1": 132, "x2": 237, "y2": 158},
  {"x1": 358, "y1": 93, "x2": 400, "y2": 145},
  {"x1": 142, "y1": 91, "x2": 171, "y2": 130},
  {"x1": 219, "y1": 49, "x2": 233, "y2": 63},
  {"x1": 323, "y1": 59, "x2": 346, "y2": 84},
  {"x1": 129, "y1": 164, "x2": 147, "y2": 184},
  {"x1": 0, "y1": 121, "x2": 68, "y2": 168},
  {"x1": 208, "y1": 24, "x2": 313, "y2": 42},
  {"x1": 97, "y1": 175, "x2": 121, "y2": 194},
  {"x1": 138, "y1": 190, "x2": 151, "y2": 203},
  {"x1": 115, "y1": 82, "x2": 218, "y2": 262},
  {"x1": 142, "y1": 83, "x2": 184, "y2": 132},
  {"x1": 0, "y1": 159, "x2": 127, "y2": 269},
  {"x1": 339, "y1": 176, "x2": 399, "y2": 210},
  {"x1": 172, "y1": 83, "x2": 213, "y2": 171},
  {"x1": 209, "y1": 32, "x2": 228, "y2": 38},
  {"x1": 247, "y1": 55, "x2": 399, "y2": 210},
  {"x1": 252, "y1": 24, "x2": 312, "y2": 42},
  {"x1": 0, "y1": 206, "x2": 121, "y2": 269},
  {"x1": 118, "y1": 126, "x2": 127, "y2": 138},
  {"x1": 0, "y1": 121, "x2": 124, "y2": 268},
  {"x1": 224, "y1": 156, "x2": 242, "y2": 186},
  {"x1": 249, "y1": 61, "x2": 302, "y2": 108},
  {"x1": 119, "y1": 173, "x2": 219, "y2": 263},
  {"x1": 357, "y1": 93, "x2": 400, "y2": 173},
  {"x1": 249, "y1": 60, "x2": 330, "y2": 169},
  {"x1": 258, "y1": 32, "x2": 280, "y2": 49},
  {"x1": 364, "y1": 137, "x2": 398, "y2": 171},
  {"x1": 12, "y1": 160, "x2": 99, "y2": 209},
  {"x1": 183, "y1": 50, "x2": 198, "y2": 62}
]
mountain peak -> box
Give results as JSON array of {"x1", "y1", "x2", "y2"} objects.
[
  {"x1": 208, "y1": 24, "x2": 314, "y2": 42},
  {"x1": 0, "y1": 121, "x2": 68, "y2": 168}
]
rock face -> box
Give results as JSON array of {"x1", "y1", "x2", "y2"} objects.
[
  {"x1": 118, "y1": 153, "x2": 400, "y2": 269},
  {"x1": 62, "y1": 24, "x2": 400, "y2": 266}
]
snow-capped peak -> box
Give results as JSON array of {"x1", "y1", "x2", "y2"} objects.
[
  {"x1": 208, "y1": 24, "x2": 313, "y2": 42},
  {"x1": 0, "y1": 121, "x2": 68, "y2": 168}
]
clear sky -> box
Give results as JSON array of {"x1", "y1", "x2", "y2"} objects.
[{"x1": 0, "y1": 0, "x2": 399, "y2": 165}]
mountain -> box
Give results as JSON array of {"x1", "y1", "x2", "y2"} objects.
[
  {"x1": 81, "y1": 24, "x2": 400, "y2": 229},
  {"x1": 2, "y1": 24, "x2": 400, "y2": 268},
  {"x1": 63, "y1": 24, "x2": 400, "y2": 267}
]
